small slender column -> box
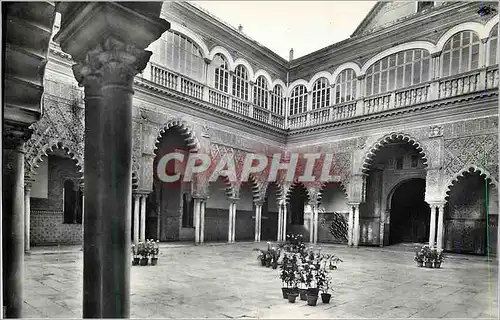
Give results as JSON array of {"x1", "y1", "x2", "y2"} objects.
[
  {"x1": 347, "y1": 205, "x2": 354, "y2": 246},
  {"x1": 257, "y1": 205, "x2": 262, "y2": 242},
  {"x1": 193, "y1": 198, "x2": 201, "y2": 244},
  {"x1": 282, "y1": 202, "x2": 287, "y2": 240},
  {"x1": 3, "y1": 132, "x2": 29, "y2": 318},
  {"x1": 200, "y1": 199, "x2": 206, "y2": 244},
  {"x1": 133, "y1": 194, "x2": 140, "y2": 244},
  {"x1": 228, "y1": 203, "x2": 233, "y2": 243},
  {"x1": 24, "y1": 178, "x2": 33, "y2": 253},
  {"x1": 277, "y1": 202, "x2": 283, "y2": 241},
  {"x1": 429, "y1": 205, "x2": 437, "y2": 247},
  {"x1": 140, "y1": 194, "x2": 147, "y2": 241},
  {"x1": 313, "y1": 206, "x2": 319, "y2": 244},
  {"x1": 254, "y1": 202, "x2": 263, "y2": 242},
  {"x1": 353, "y1": 204, "x2": 360, "y2": 247},
  {"x1": 80, "y1": 181, "x2": 84, "y2": 251},
  {"x1": 309, "y1": 205, "x2": 314, "y2": 243},
  {"x1": 436, "y1": 204, "x2": 445, "y2": 250}
]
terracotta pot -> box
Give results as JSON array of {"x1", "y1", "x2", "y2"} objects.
[
  {"x1": 321, "y1": 293, "x2": 331, "y2": 304},
  {"x1": 424, "y1": 261, "x2": 433, "y2": 268},
  {"x1": 434, "y1": 262, "x2": 441, "y2": 268},
  {"x1": 151, "y1": 258, "x2": 158, "y2": 266},
  {"x1": 306, "y1": 294, "x2": 318, "y2": 306},
  {"x1": 299, "y1": 289, "x2": 308, "y2": 301},
  {"x1": 271, "y1": 262, "x2": 278, "y2": 269},
  {"x1": 308, "y1": 288, "x2": 319, "y2": 296},
  {"x1": 281, "y1": 287, "x2": 291, "y2": 299},
  {"x1": 139, "y1": 258, "x2": 148, "y2": 266},
  {"x1": 287, "y1": 293, "x2": 298, "y2": 303},
  {"x1": 132, "y1": 258, "x2": 140, "y2": 266},
  {"x1": 416, "y1": 261, "x2": 423, "y2": 267}
]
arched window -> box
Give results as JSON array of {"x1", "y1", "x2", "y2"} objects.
[
  {"x1": 162, "y1": 30, "x2": 205, "y2": 81},
  {"x1": 253, "y1": 76, "x2": 269, "y2": 109},
  {"x1": 289, "y1": 85, "x2": 308, "y2": 116},
  {"x1": 489, "y1": 26, "x2": 498, "y2": 66},
  {"x1": 213, "y1": 53, "x2": 229, "y2": 93},
  {"x1": 232, "y1": 65, "x2": 249, "y2": 100},
  {"x1": 335, "y1": 69, "x2": 357, "y2": 104},
  {"x1": 270, "y1": 85, "x2": 285, "y2": 115},
  {"x1": 441, "y1": 31, "x2": 480, "y2": 77},
  {"x1": 63, "y1": 180, "x2": 75, "y2": 224},
  {"x1": 311, "y1": 78, "x2": 330, "y2": 110},
  {"x1": 365, "y1": 49, "x2": 431, "y2": 96}
]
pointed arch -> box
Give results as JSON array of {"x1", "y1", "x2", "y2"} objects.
[
  {"x1": 153, "y1": 119, "x2": 201, "y2": 154},
  {"x1": 361, "y1": 132, "x2": 429, "y2": 173},
  {"x1": 443, "y1": 165, "x2": 498, "y2": 201},
  {"x1": 317, "y1": 181, "x2": 349, "y2": 202}
]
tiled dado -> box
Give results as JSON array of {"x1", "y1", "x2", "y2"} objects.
[{"x1": 30, "y1": 209, "x2": 82, "y2": 245}]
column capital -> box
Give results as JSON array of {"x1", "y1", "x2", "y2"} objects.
[
  {"x1": 228, "y1": 196, "x2": 239, "y2": 203},
  {"x1": 254, "y1": 200, "x2": 265, "y2": 206},
  {"x1": 24, "y1": 177, "x2": 34, "y2": 191},
  {"x1": 192, "y1": 194, "x2": 209, "y2": 200},
  {"x1": 203, "y1": 57, "x2": 212, "y2": 64},
  {"x1": 3, "y1": 123, "x2": 32, "y2": 150}
]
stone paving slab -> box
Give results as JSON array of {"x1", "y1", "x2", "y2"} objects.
[{"x1": 22, "y1": 243, "x2": 498, "y2": 319}]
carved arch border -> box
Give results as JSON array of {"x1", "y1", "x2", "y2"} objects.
[
  {"x1": 443, "y1": 165, "x2": 499, "y2": 202},
  {"x1": 361, "y1": 132, "x2": 429, "y2": 174},
  {"x1": 153, "y1": 118, "x2": 201, "y2": 154}
]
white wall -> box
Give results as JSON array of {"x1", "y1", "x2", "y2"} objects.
[{"x1": 31, "y1": 159, "x2": 48, "y2": 199}]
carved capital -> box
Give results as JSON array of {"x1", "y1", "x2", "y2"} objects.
[
  {"x1": 73, "y1": 37, "x2": 152, "y2": 92},
  {"x1": 24, "y1": 177, "x2": 35, "y2": 191},
  {"x1": 3, "y1": 123, "x2": 32, "y2": 150}
]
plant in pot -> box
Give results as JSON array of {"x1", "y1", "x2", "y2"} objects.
[
  {"x1": 253, "y1": 248, "x2": 269, "y2": 267},
  {"x1": 414, "y1": 246, "x2": 425, "y2": 267},
  {"x1": 131, "y1": 244, "x2": 140, "y2": 266},
  {"x1": 424, "y1": 246, "x2": 436, "y2": 268},
  {"x1": 433, "y1": 248, "x2": 445, "y2": 268},
  {"x1": 280, "y1": 253, "x2": 299, "y2": 302},
  {"x1": 137, "y1": 242, "x2": 149, "y2": 266},
  {"x1": 317, "y1": 266, "x2": 332, "y2": 303},
  {"x1": 150, "y1": 240, "x2": 160, "y2": 265},
  {"x1": 297, "y1": 265, "x2": 308, "y2": 301},
  {"x1": 279, "y1": 254, "x2": 291, "y2": 299},
  {"x1": 270, "y1": 247, "x2": 281, "y2": 269}
]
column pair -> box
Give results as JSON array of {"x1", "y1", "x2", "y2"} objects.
[
  {"x1": 309, "y1": 204, "x2": 319, "y2": 244},
  {"x1": 194, "y1": 197, "x2": 206, "y2": 244},
  {"x1": 254, "y1": 201, "x2": 263, "y2": 242},
  {"x1": 228, "y1": 198, "x2": 238, "y2": 243},
  {"x1": 428, "y1": 204, "x2": 445, "y2": 249},
  {"x1": 277, "y1": 201, "x2": 288, "y2": 242},
  {"x1": 348, "y1": 204, "x2": 360, "y2": 247},
  {"x1": 132, "y1": 193, "x2": 149, "y2": 243}
]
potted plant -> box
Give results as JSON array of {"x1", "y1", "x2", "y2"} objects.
[
  {"x1": 414, "y1": 246, "x2": 425, "y2": 267},
  {"x1": 150, "y1": 240, "x2": 160, "y2": 265},
  {"x1": 270, "y1": 246, "x2": 281, "y2": 269},
  {"x1": 131, "y1": 244, "x2": 140, "y2": 266},
  {"x1": 280, "y1": 253, "x2": 299, "y2": 301},
  {"x1": 137, "y1": 242, "x2": 149, "y2": 266},
  {"x1": 317, "y1": 267, "x2": 332, "y2": 303},
  {"x1": 434, "y1": 248, "x2": 445, "y2": 268}
]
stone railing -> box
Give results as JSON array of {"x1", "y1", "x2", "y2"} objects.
[{"x1": 146, "y1": 63, "x2": 497, "y2": 131}]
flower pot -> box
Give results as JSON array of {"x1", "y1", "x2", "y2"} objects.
[
  {"x1": 307, "y1": 288, "x2": 319, "y2": 296},
  {"x1": 306, "y1": 294, "x2": 318, "y2": 306},
  {"x1": 287, "y1": 293, "x2": 298, "y2": 303},
  {"x1": 321, "y1": 293, "x2": 331, "y2": 304},
  {"x1": 282, "y1": 287, "x2": 291, "y2": 299},
  {"x1": 261, "y1": 259, "x2": 266, "y2": 266},
  {"x1": 265, "y1": 260, "x2": 271, "y2": 268},
  {"x1": 299, "y1": 289, "x2": 308, "y2": 301},
  {"x1": 132, "y1": 258, "x2": 140, "y2": 266},
  {"x1": 150, "y1": 257, "x2": 158, "y2": 266},
  {"x1": 271, "y1": 262, "x2": 278, "y2": 269},
  {"x1": 424, "y1": 261, "x2": 433, "y2": 268},
  {"x1": 434, "y1": 262, "x2": 441, "y2": 268},
  {"x1": 140, "y1": 258, "x2": 148, "y2": 266},
  {"x1": 416, "y1": 261, "x2": 423, "y2": 267}
]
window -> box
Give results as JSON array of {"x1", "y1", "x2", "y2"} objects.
[
  {"x1": 289, "y1": 85, "x2": 308, "y2": 116},
  {"x1": 395, "y1": 157, "x2": 404, "y2": 170},
  {"x1": 214, "y1": 54, "x2": 229, "y2": 92},
  {"x1": 162, "y1": 30, "x2": 205, "y2": 81},
  {"x1": 335, "y1": 69, "x2": 357, "y2": 104},
  {"x1": 270, "y1": 85, "x2": 285, "y2": 115},
  {"x1": 365, "y1": 49, "x2": 430, "y2": 96},
  {"x1": 441, "y1": 31, "x2": 480, "y2": 77},
  {"x1": 182, "y1": 193, "x2": 194, "y2": 228},
  {"x1": 417, "y1": 2, "x2": 434, "y2": 12},
  {"x1": 253, "y1": 76, "x2": 269, "y2": 109},
  {"x1": 63, "y1": 180, "x2": 76, "y2": 224},
  {"x1": 311, "y1": 78, "x2": 330, "y2": 110},
  {"x1": 411, "y1": 155, "x2": 419, "y2": 168},
  {"x1": 489, "y1": 26, "x2": 498, "y2": 66},
  {"x1": 232, "y1": 65, "x2": 249, "y2": 100}
]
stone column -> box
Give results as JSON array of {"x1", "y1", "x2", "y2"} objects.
[
  {"x1": 140, "y1": 194, "x2": 147, "y2": 241},
  {"x1": 277, "y1": 201, "x2": 283, "y2": 241},
  {"x1": 3, "y1": 127, "x2": 30, "y2": 318},
  {"x1": 254, "y1": 201, "x2": 263, "y2": 242},
  {"x1": 228, "y1": 199, "x2": 238, "y2": 243},
  {"x1": 352, "y1": 204, "x2": 360, "y2": 247},
  {"x1": 429, "y1": 205, "x2": 437, "y2": 247},
  {"x1": 133, "y1": 194, "x2": 140, "y2": 243},
  {"x1": 436, "y1": 204, "x2": 445, "y2": 250},
  {"x1": 24, "y1": 178, "x2": 33, "y2": 253},
  {"x1": 313, "y1": 206, "x2": 319, "y2": 244},
  {"x1": 193, "y1": 197, "x2": 203, "y2": 244},
  {"x1": 309, "y1": 205, "x2": 314, "y2": 244},
  {"x1": 80, "y1": 181, "x2": 85, "y2": 251},
  {"x1": 200, "y1": 199, "x2": 206, "y2": 244}
]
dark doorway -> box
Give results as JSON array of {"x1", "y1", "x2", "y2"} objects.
[{"x1": 389, "y1": 178, "x2": 430, "y2": 244}]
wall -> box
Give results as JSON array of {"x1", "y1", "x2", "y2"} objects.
[
  {"x1": 31, "y1": 159, "x2": 48, "y2": 199},
  {"x1": 30, "y1": 155, "x2": 82, "y2": 245},
  {"x1": 205, "y1": 180, "x2": 230, "y2": 241},
  {"x1": 235, "y1": 182, "x2": 255, "y2": 241}
]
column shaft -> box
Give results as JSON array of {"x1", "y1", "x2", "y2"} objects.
[
  {"x1": 429, "y1": 205, "x2": 437, "y2": 247},
  {"x1": 24, "y1": 183, "x2": 31, "y2": 253},
  {"x1": 313, "y1": 206, "x2": 319, "y2": 244},
  {"x1": 193, "y1": 198, "x2": 201, "y2": 244},
  {"x1": 436, "y1": 205, "x2": 444, "y2": 250},
  {"x1": 140, "y1": 195, "x2": 147, "y2": 241},
  {"x1": 3, "y1": 143, "x2": 25, "y2": 318},
  {"x1": 309, "y1": 206, "x2": 314, "y2": 243},
  {"x1": 200, "y1": 200, "x2": 206, "y2": 244},
  {"x1": 254, "y1": 204, "x2": 260, "y2": 242},
  {"x1": 282, "y1": 203, "x2": 287, "y2": 241},
  {"x1": 347, "y1": 206, "x2": 354, "y2": 246},
  {"x1": 353, "y1": 205, "x2": 360, "y2": 247},
  {"x1": 133, "y1": 195, "x2": 140, "y2": 243},
  {"x1": 228, "y1": 203, "x2": 233, "y2": 243},
  {"x1": 257, "y1": 205, "x2": 262, "y2": 242},
  {"x1": 232, "y1": 202, "x2": 237, "y2": 243},
  {"x1": 277, "y1": 203, "x2": 282, "y2": 241}
]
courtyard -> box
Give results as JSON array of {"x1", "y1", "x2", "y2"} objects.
[{"x1": 23, "y1": 243, "x2": 497, "y2": 319}]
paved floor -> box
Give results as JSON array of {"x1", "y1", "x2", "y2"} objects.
[{"x1": 23, "y1": 242, "x2": 498, "y2": 318}]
